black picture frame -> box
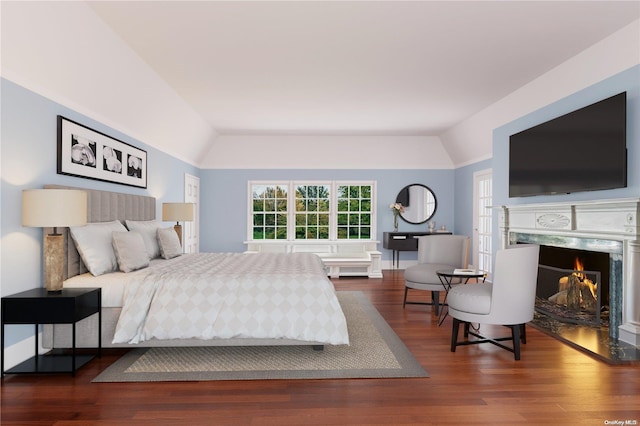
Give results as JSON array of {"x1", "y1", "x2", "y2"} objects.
[{"x1": 57, "y1": 116, "x2": 147, "y2": 188}]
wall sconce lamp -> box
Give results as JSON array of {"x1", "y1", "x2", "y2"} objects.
[
  {"x1": 162, "y1": 202, "x2": 194, "y2": 246},
  {"x1": 22, "y1": 189, "x2": 88, "y2": 292}
]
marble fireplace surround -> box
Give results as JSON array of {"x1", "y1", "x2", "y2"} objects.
[{"x1": 498, "y1": 198, "x2": 640, "y2": 346}]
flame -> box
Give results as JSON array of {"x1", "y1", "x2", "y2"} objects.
[{"x1": 573, "y1": 257, "x2": 598, "y2": 300}]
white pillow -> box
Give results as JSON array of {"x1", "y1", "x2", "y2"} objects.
[
  {"x1": 69, "y1": 220, "x2": 128, "y2": 276},
  {"x1": 157, "y1": 227, "x2": 182, "y2": 259},
  {"x1": 125, "y1": 220, "x2": 162, "y2": 259},
  {"x1": 112, "y1": 231, "x2": 149, "y2": 273}
]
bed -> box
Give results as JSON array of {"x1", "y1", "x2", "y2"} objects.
[{"x1": 42, "y1": 185, "x2": 349, "y2": 350}]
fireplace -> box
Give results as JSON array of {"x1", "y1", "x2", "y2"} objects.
[
  {"x1": 499, "y1": 198, "x2": 640, "y2": 349},
  {"x1": 511, "y1": 234, "x2": 622, "y2": 337}
]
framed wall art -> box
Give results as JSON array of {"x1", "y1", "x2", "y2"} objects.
[{"x1": 57, "y1": 116, "x2": 147, "y2": 188}]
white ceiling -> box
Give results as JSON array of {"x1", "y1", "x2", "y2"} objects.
[{"x1": 87, "y1": 1, "x2": 640, "y2": 137}]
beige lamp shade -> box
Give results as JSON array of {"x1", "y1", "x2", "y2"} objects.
[
  {"x1": 162, "y1": 203, "x2": 194, "y2": 250},
  {"x1": 162, "y1": 203, "x2": 194, "y2": 222},
  {"x1": 22, "y1": 189, "x2": 88, "y2": 228}
]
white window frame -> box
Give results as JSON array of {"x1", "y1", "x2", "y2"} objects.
[{"x1": 247, "y1": 180, "x2": 377, "y2": 241}]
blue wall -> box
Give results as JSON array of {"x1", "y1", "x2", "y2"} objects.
[
  {"x1": 1, "y1": 78, "x2": 199, "y2": 346},
  {"x1": 200, "y1": 168, "x2": 455, "y2": 264}
]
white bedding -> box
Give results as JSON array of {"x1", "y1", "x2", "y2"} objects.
[
  {"x1": 64, "y1": 258, "x2": 166, "y2": 307},
  {"x1": 100, "y1": 253, "x2": 348, "y2": 346}
]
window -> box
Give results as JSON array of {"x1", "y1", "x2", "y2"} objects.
[
  {"x1": 295, "y1": 184, "x2": 330, "y2": 239},
  {"x1": 337, "y1": 185, "x2": 371, "y2": 239},
  {"x1": 251, "y1": 184, "x2": 288, "y2": 240},
  {"x1": 249, "y1": 181, "x2": 375, "y2": 241}
]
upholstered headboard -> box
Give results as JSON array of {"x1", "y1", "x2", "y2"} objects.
[{"x1": 44, "y1": 184, "x2": 156, "y2": 279}]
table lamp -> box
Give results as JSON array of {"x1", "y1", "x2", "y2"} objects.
[
  {"x1": 162, "y1": 202, "x2": 194, "y2": 246},
  {"x1": 22, "y1": 189, "x2": 88, "y2": 292}
]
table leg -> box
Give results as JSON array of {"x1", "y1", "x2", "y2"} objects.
[{"x1": 437, "y1": 277, "x2": 452, "y2": 326}]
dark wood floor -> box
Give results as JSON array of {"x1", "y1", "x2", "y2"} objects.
[{"x1": 2, "y1": 270, "x2": 639, "y2": 425}]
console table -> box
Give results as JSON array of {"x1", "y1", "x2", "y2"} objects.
[{"x1": 383, "y1": 231, "x2": 452, "y2": 268}]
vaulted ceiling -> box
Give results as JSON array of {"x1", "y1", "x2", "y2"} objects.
[{"x1": 88, "y1": 1, "x2": 639, "y2": 137}]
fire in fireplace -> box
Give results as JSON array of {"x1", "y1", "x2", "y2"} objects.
[
  {"x1": 553, "y1": 258, "x2": 599, "y2": 313},
  {"x1": 536, "y1": 246, "x2": 608, "y2": 327}
]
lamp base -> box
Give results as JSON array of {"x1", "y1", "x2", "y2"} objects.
[
  {"x1": 174, "y1": 224, "x2": 183, "y2": 247},
  {"x1": 44, "y1": 234, "x2": 64, "y2": 292}
]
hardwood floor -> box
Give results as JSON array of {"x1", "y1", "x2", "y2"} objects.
[{"x1": 2, "y1": 270, "x2": 639, "y2": 425}]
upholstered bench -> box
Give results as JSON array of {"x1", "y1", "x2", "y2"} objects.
[
  {"x1": 316, "y1": 252, "x2": 379, "y2": 279},
  {"x1": 245, "y1": 241, "x2": 382, "y2": 278}
]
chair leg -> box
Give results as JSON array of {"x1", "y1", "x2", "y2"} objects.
[
  {"x1": 463, "y1": 322, "x2": 470, "y2": 338},
  {"x1": 511, "y1": 325, "x2": 521, "y2": 361},
  {"x1": 432, "y1": 291, "x2": 440, "y2": 315},
  {"x1": 520, "y1": 324, "x2": 527, "y2": 344},
  {"x1": 451, "y1": 318, "x2": 461, "y2": 352},
  {"x1": 403, "y1": 287, "x2": 408, "y2": 308}
]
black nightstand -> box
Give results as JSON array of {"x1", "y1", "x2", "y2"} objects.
[{"x1": 1, "y1": 287, "x2": 101, "y2": 376}]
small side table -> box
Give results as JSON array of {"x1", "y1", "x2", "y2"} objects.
[
  {"x1": 1, "y1": 287, "x2": 101, "y2": 376},
  {"x1": 436, "y1": 270, "x2": 486, "y2": 326}
]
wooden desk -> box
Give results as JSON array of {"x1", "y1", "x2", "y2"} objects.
[{"x1": 383, "y1": 231, "x2": 452, "y2": 268}]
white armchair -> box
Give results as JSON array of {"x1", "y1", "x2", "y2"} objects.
[
  {"x1": 403, "y1": 235, "x2": 470, "y2": 315},
  {"x1": 448, "y1": 244, "x2": 540, "y2": 360}
]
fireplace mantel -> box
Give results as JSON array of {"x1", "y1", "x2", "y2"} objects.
[{"x1": 498, "y1": 198, "x2": 640, "y2": 346}]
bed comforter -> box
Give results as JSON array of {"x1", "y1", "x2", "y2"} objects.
[{"x1": 112, "y1": 252, "x2": 349, "y2": 345}]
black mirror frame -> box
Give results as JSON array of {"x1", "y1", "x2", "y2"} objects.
[{"x1": 395, "y1": 183, "x2": 437, "y2": 225}]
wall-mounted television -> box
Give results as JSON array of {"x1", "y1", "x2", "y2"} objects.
[{"x1": 509, "y1": 92, "x2": 627, "y2": 197}]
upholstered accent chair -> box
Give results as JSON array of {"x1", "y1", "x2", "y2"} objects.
[
  {"x1": 403, "y1": 234, "x2": 470, "y2": 315},
  {"x1": 448, "y1": 244, "x2": 540, "y2": 360}
]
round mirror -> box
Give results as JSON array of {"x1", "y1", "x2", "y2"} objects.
[{"x1": 395, "y1": 184, "x2": 437, "y2": 224}]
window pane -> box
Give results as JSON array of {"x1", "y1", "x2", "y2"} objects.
[
  {"x1": 360, "y1": 226, "x2": 371, "y2": 239},
  {"x1": 318, "y1": 199, "x2": 329, "y2": 211},
  {"x1": 265, "y1": 214, "x2": 275, "y2": 226},
  {"x1": 337, "y1": 227, "x2": 347, "y2": 239},
  {"x1": 250, "y1": 184, "x2": 287, "y2": 240},
  {"x1": 296, "y1": 227, "x2": 306, "y2": 239},
  {"x1": 265, "y1": 227, "x2": 275, "y2": 239},
  {"x1": 253, "y1": 227, "x2": 264, "y2": 239}
]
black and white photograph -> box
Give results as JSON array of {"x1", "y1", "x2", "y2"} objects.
[
  {"x1": 70, "y1": 135, "x2": 97, "y2": 168},
  {"x1": 57, "y1": 115, "x2": 147, "y2": 188},
  {"x1": 127, "y1": 153, "x2": 143, "y2": 178}
]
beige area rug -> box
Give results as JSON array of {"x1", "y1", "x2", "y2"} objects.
[{"x1": 92, "y1": 292, "x2": 428, "y2": 382}]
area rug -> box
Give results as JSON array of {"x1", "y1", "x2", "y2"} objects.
[{"x1": 92, "y1": 291, "x2": 428, "y2": 382}]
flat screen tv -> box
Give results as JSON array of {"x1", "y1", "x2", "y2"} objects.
[{"x1": 509, "y1": 92, "x2": 627, "y2": 197}]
